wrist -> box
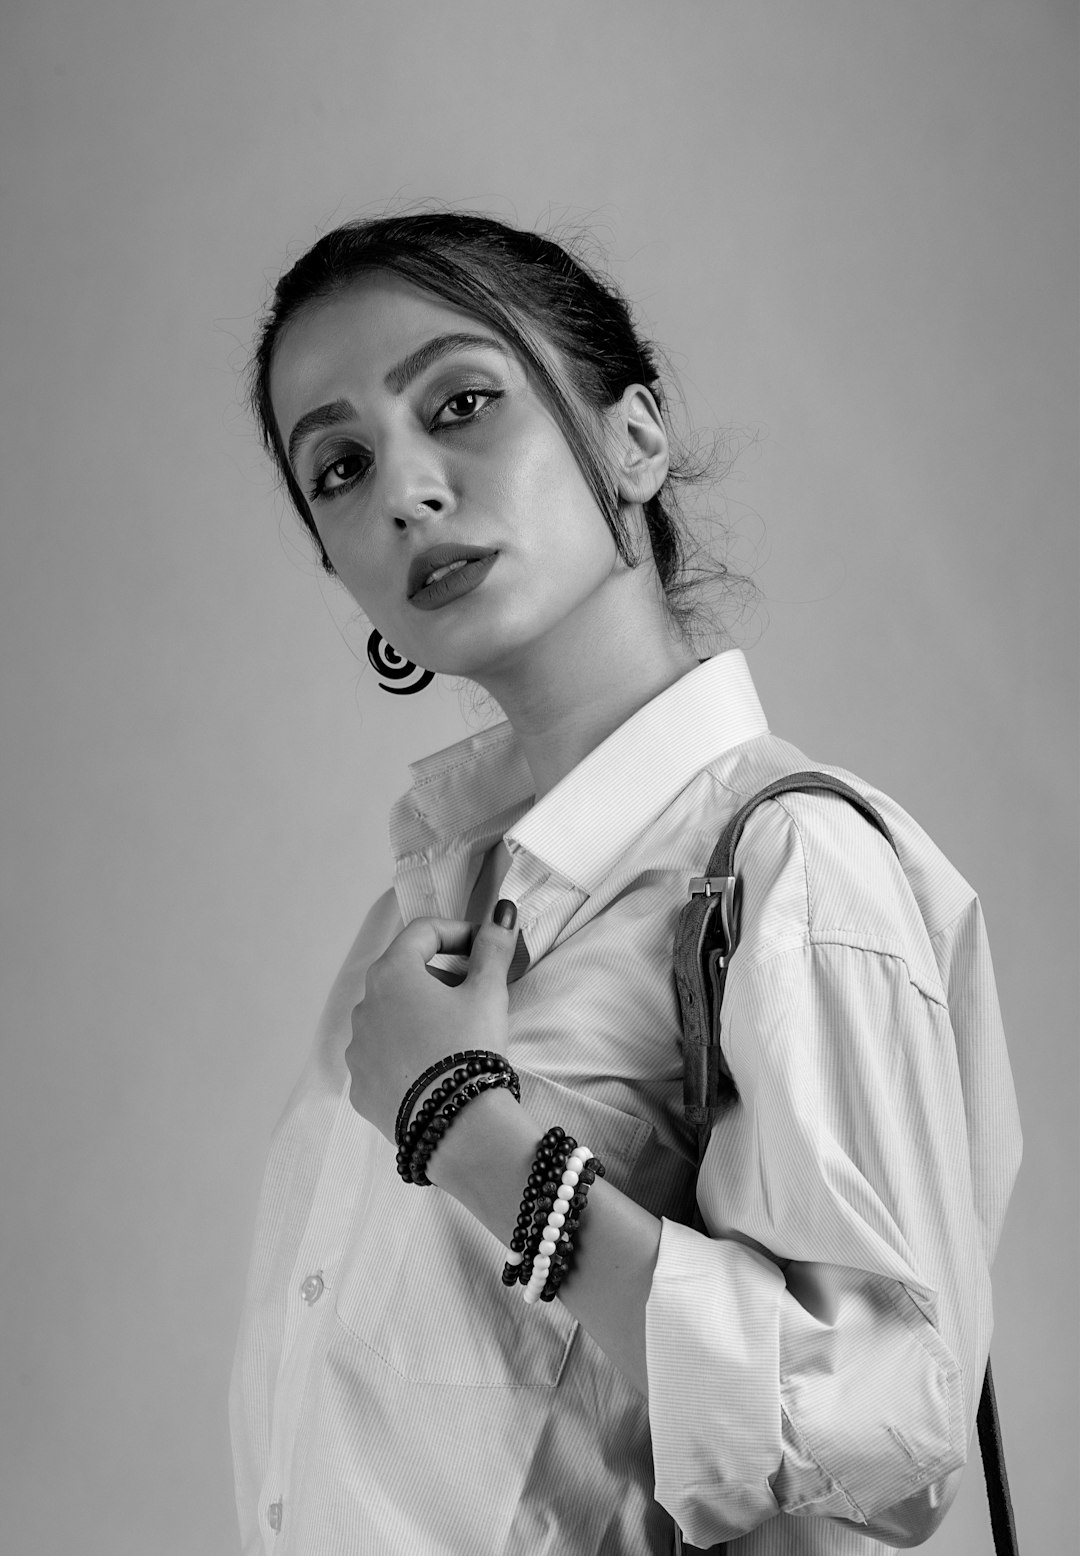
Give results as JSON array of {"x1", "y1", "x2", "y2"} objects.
[
  {"x1": 424, "y1": 1086, "x2": 541, "y2": 1241},
  {"x1": 395, "y1": 1052, "x2": 519, "y2": 1185}
]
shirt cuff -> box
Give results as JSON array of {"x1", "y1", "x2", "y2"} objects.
[
  {"x1": 646, "y1": 1217, "x2": 784, "y2": 1547},
  {"x1": 646, "y1": 1221, "x2": 970, "y2": 1548}
]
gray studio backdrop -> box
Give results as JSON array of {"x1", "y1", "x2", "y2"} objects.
[{"x1": 1, "y1": 2, "x2": 1075, "y2": 1553}]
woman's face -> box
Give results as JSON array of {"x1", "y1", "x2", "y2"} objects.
[{"x1": 269, "y1": 273, "x2": 641, "y2": 685}]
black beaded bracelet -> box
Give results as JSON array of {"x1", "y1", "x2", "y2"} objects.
[
  {"x1": 514, "y1": 1133, "x2": 580, "y2": 1289},
  {"x1": 395, "y1": 1052, "x2": 515, "y2": 1175},
  {"x1": 501, "y1": 1128, "x2": 576, "y2": 1286},
  {"x1": 402, "y1": 1068, "x2": 521, "y2": 1186},
  {"x1": 506, "y1": 1133, "x2": 607, "y2": 1303},
  {"x1": 395, "y1": 1049, "x2": 497, "y2": 1149}
]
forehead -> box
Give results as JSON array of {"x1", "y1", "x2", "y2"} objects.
[{"x1": 268, "y1": 273, "x2": 512, "y2": 431}]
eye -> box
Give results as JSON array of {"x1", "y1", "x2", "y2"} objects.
[
  {"x1": 432, "y1": 388, "x2": 501, "y2": 428},
  {"x1": 309, "y1": 451, "x2": 370, "y2": 502}
]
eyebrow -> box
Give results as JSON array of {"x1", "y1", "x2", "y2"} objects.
[
  {"x1": 287, "y1": 398, "x2": 355, "y2": 471},
  {"x1": 384, "y1": 331, "x2": 508, "y2": 395},
  {"x1": 285, "y1": 332, "x2": 509, "y2": 471}
]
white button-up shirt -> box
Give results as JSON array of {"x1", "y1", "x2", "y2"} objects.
[{"x1": 231, "y1": 651, "x2": 1020, "y2": 1554}]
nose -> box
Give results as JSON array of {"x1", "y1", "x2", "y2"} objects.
[{"x1": 378, "y1": 433, "x2": 456, "y2": 532}]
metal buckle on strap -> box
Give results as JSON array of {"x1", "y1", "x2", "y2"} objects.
[
  {"x1": 687, "y1": 875, "x2": 728, "y2": 898},
  {"x1": 688, "y1": 875, "x2": 739, "y2": 965}
]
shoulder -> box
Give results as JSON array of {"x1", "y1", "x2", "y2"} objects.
[
  {"x1": 273, "y1": 886, "x2": 405, "y2": 1112},
  {"x1": 314, "y1": 888, "x2": 404, "y2": 1047},
  {"x1": 702, "y1": 739, "x2": 977, "y2": 1001},
  {"x1": 339, "y1": 887, "x2": 403, "y2": 979}
]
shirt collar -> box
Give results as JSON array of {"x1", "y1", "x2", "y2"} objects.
[
  {"x1": 506, "y1": 650, "x2": 767, "y2": 891},
  {"x1": 390, "y1": 651, "x2": 767, "y2": 890}
]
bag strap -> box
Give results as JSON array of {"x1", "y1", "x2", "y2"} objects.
[
  {"x1": 671, "y1": 771, "x2": 1018, "y2": 1556},
  {"x1": 673, "y1": 771, "x2": 894, "y2": 1155},
  {"x1": 978, "y1": 1358, "x2": 1020, "y2": 1556}
]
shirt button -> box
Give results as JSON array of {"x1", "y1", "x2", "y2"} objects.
[
  {"x1": 300, "y1": 1272, "x2": 324, "y2": 1305},
  {"x1": 267, "y1": 1499, "x2": 283, "y2": 1532}
]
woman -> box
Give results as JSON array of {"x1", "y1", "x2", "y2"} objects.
[{"x1": 231, "y1": 212, "x2": 1021, "y2": 1554}]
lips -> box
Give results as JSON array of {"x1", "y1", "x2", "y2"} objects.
[
  {"x1": 407, "y1": 543, "x2": 497, "y2": 598},
  {"x1": 408, "y1": 549, "x2": 499, "y2": 612}
]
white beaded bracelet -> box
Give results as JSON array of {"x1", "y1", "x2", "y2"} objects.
[{"x1": 522, "y1": 1147, "x2": 594, "y2": 1305}]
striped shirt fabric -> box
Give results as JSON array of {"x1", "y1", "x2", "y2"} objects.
[{"x1": 230, "y1": 650, "x2": 1021, "y2": 1554}]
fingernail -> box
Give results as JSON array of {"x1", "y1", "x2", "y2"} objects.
[{"x1": 493, "y1": 898, "x2": 517, "y2": 931}]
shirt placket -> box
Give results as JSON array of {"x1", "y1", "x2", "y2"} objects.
[{"x1": 259, "y1": 1085, "x2": 368, "y2": 1548}]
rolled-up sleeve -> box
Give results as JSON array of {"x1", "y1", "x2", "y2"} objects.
[{"x1": 647, "y1": 928, "x2": 994, "y2": 1549}]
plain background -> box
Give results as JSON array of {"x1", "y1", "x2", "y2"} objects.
[{"x1": 1, "y1": 3, "x2": 1075, "y2": 1553}]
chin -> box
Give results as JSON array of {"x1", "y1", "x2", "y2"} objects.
[{"x1": 412, "y1": 618, "x2": 532, "y2": 683}]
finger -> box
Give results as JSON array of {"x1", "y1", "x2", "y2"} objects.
[
  {"x1": 389, "y1": 916, "x2": 477, "y2": 963},
  {"x1": 466, "y1": 899, "x2": 519, "y2": 988}
]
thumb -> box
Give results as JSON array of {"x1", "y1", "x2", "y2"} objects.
[{"x1": 467, "y1": 898, "x2": 519, "y2": 986}]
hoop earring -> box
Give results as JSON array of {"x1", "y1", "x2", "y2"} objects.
[{"x1": 366, "y1": 630, "x2": 434, "y2": 695}]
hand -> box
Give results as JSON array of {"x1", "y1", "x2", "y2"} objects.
[{"x1": 345, "y1": 902, "x2": 519, "y2": 1144}]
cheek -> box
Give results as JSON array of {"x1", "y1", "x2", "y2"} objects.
[
  {"x1": 493, "y1": 431, "x2": 617, "y2": 573},
  {"x1": 316, "y1": 515, "x2": 388, "y2": 603}
]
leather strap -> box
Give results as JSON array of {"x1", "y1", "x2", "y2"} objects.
[
  {"x1": 978, "y1": 1359, "x2": 1020, "y2": 1555},
  {"x1": 702, "y1": 770, "x2": 898, "y2": 878},
  {"x1": 673, "y1": 772, "x2": 896, "y2": 1157},
  {"x1": 670, "y1": 773, "x2": 1017, "y2": 1556}
]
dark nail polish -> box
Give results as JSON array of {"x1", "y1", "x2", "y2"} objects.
[{"x1": 493, "y1": 898, "x2": 517, "y2": 931}]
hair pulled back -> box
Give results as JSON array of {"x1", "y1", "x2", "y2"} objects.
[{"x1": 249, "y1": 211, "x2": 734, "y2": 639}]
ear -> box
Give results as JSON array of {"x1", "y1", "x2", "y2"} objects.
[{"x1": 609, "y1": 386, "x2": 670, "y2": 505}]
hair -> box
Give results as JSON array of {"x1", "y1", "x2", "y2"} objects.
[{"x1": 248, "y1": 210, "x2": 745, "y2": 642}]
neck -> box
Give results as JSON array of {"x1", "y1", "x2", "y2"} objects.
[{"x1": 473, "y1": 572, "x2": 700, "y2": 801}]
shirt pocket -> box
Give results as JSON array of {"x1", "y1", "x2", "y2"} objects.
[{"x1": 332, "y1": 1075, "x2": 652, "y2": 1388}]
